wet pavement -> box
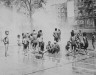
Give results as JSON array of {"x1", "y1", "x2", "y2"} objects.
[{"x1": 0, "y1": 28, "x2": 96, "y2": 75}]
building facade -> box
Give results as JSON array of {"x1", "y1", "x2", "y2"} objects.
[
  {"x1": 50, "y1": 2, "x2": 67, "y2": 27},
  {"x1": 74, "y1": 0, "x2": 96, "y2": 31}
]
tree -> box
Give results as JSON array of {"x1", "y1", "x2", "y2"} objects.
[
  {"x1": 0, "y1": 0, "x2": 46, "y2": 31},
  {"x1": 0, "y1": 0, "x2": 14, "y2": 7},
  {"x1": 14, "y1": 0, "x2": 46, "y2": 31}
]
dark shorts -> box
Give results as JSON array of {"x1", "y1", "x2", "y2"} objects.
[
  {"x1": 4, "y1": 43, "x2": 9, "y2": 45},
  {"x1": 54, "y1": 37, "x2": 58, "y2": 42},
  {"x1": 41, "y1": 46, "x2": 44, "y2": 51},
  {"x1": 33, "y1": 42, "x2": 37, "y2": 47},
  {"x1": 39, "y1": 42, "x2": 42, "y2": 47},
  {"x1": 23, "y1": 44, "x2": 28, "y2": 49},
  {"x1": 84, "y1": 43, "x2": 88, "y2": 49}
]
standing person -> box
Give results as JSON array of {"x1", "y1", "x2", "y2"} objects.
[
  {"x1": 71, "y1": 30, "x2": 75, "y2": 37},
  {"x1": 38, "y1": 35, "x2": 43, "y2": 51},
  {"x1": 22, "y1": 33, "x2": 24, "y2": 45},
  {"x1": 75, "y1": 34, "x2": 81, "y2": 50},
  {"x1": 39, "y1": 38, "x2": 44, "y2": 58},
  {"x1": 92, "y1": 32, "x2": 95, "y2": 49},
  {"x1": 22, "y1": 35, "x2": 28, "y2": 56},
  {"x1": 83, "y1": 32, "x2": 88, "y2": 54},
  {"x1": 26, "y1": 33, "x2": 30, "y2": 50},
  {"x1": 3, "y1": 31, "x2": 9, "y2": 57},
  {"x1": 17, "y1": 35, "x2": 21, "y2": 53},
  {"x1": 29, "y1": 33, "x2": 33, "y2": 49},
  {"x1": 32, "y1": 30, "x2": 38, "y2": 50},
  {"x1": 78, "y1": 30, "x2": 83, "y2": 42},
  {"x1": 58, "y1": 29, "x2": 61, "y2": 41},
  {"x1": 53, "y1": 28, "x2": 58, "y2": 42},
  {"x1": 37, "y1": 30, "x2": 43, "y2": 38},
  {"x1": 46, "y1": 41, "x2": 52, "y2": 53},
  {"x1": 70, "y1": 32, "x2": 76, "y2": 58}
]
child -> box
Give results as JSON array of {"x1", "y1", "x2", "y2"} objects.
[
  {"x1": 53, "y1": 42, "x2": 60, "y2": 53},
  {"x1": 83, "y1": 32, "x2": 88, "y2": 54},
  {"x1": 58, "y1": 29, "x2": 61, "y2": 41},
  {"x1": 17, "y1": 35, "x2": 21, "y2": 53},
  {"x1": 53, "y1": 28, "x2": 58, "y2": 42},
  {"x1": 46, "y1": 41, "x2": 52, "y2": 53},
  {"x1": 70, "y1": 32, "x2": 76, "y2": 58},
  {"x1": 22, "y1": 35, "x2": 29, "y2": 56},
  {"x1": 65, "y1": 41, "x2": 71, "y2": 51},
  {"x1": 3, "y1": 31, "x2": 9, "y2": 57},
  {"x1": 32, "y1": 30, "x2": 38, "y2": 50},
  {"x1": 39, "y1": 38, "x2": 44, "y2": 58},
  {"x1": 92, "y1": 32, "x2": 95, "y2": 49},
  {"x1": 17, "y1": 35, "x2": 21, "y2": 46}
]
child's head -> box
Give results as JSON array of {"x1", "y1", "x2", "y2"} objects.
[
  {"x1": 33, "y1": 30, "x2": 35, "y2": 32},
  {"x1": 79, "y1": 30, "x2": 81, "y2": 33},
  {"x1": 5, "y1": 31, "x2": 9, "y2": 35},
  {"x1": 55, "y1": 28, "x2": 57, "y2": 31},
  {"x1": 48, "y1": 41, "x2": 51, "y2": 44},
  {"x1": 17, "y1": 35, "x2": 20, "y2": 38}
]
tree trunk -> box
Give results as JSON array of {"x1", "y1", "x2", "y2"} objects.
[{"x1": 29, "y1": 11, "x2": 33, "y2": 32}]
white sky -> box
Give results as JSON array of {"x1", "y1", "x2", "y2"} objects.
[{"x1": 47, "y1": 0, "x2": 67, "y2": 5}]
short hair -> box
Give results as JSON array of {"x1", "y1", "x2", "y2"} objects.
[
  {"x1": 22, "y1": 33, "x2": 24, "y2": 36},
  {"x1": 72, "y1": 30, "x2": 74, "y2": 32},
  {"x1": 17, "y1": 35, "x2": 20, "y2": 38},
  {"x1": 55, "y1": 28, "x2": 57, "y2": 31},
  {"x1": 5, "y1": 31, "x2": 9, "y2": 35},
  {"x1": 39, "y1": 30, "x2": 42, "y2": 32},
  {"x1": 79, "y1": 30, "x2": 81, "y2": 32},
  {"x1": 48, "y1": 41, "x2": 51, "y2": 44}
]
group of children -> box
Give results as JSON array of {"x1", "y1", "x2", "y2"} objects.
[
  {"x1": 2, "y1": 28, "x2": 61, "y2": 58},
  {"x1": 66, "y1": 30, "x2": 89, "y2": 57},
  {"x1": 17, "y1": 30, "x2": 44, "y2": 56},
  {"x1": 46, "y1": 41, "x2": 60, "y2": 54},
  {"x1": 17, "y1": 28, "x2": 61, "y2": 58}
]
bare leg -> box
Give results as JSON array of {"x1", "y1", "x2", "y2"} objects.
[
  {"x1": 5, "y1": 44, "x2": 8, "y2": 57},
  {"x1": 92, "y1": 42, "x2": 95, "y2": 49}
]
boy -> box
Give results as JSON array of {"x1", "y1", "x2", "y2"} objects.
[
  {"x1": 53, "y1": 28, "x2": 58, "y2": 42},
  {"x1": 46, "y1": 41, "x2": 52, "y2": 53},
  {"x1": 58, "y1": 29, "x2": 61, "y2": 41},
  {"x1": 92, "y1": 32, "x2": 95, "y2": 49},
  {"x1": 39, "y1": 38, "x2": 44, "y2": 58},
  {"x1": 83, "y1": 32, "x2": 88, "y2": 54},
  {"x1": 3, "y1": 31, "x2": 9, "y2": 57},
  {"x1": 17, "y1": 35, "x2": 21, "y2": 53},
  {"x1": 22, "y1": 35, "x2": 29, "y2": 56}
]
